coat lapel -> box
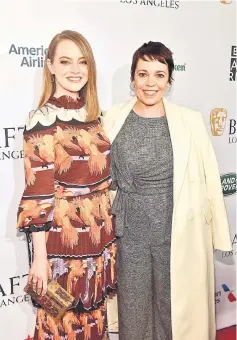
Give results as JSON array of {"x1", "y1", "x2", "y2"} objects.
[
  {"x1": 105, "y1": 98, "x2": 137, "y2": 144},
  {"x1": 164, "y1": 98, "x2": 191, "y2": 208}
]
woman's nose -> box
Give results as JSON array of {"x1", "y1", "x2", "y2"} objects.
[
  {"x1": 146, "y1": 76, "x2": 156, "y2": 87},
  {"x1": 71, "y1": 63, "x2": 80, "y2": 73}
]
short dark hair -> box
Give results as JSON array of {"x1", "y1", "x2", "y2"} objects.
[{"x1": 130, "y1": 41, "x2": 174, "y2": 84}]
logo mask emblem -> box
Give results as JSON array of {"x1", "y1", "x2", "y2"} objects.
[{"x1": 210, "y1": 108, "x2": 228, "y2": 136}]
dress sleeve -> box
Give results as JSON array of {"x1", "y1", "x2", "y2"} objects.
[
  {"x1": 110, "y1": 155, "x2": 118, "y2": 191},
  {"x1": 17, "y1": 110, "x2": 56, "y2": 233}
]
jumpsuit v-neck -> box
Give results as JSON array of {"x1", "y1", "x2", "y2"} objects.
[{"x1": 110, "y1": 109, "x2": 173, "y2": 340}]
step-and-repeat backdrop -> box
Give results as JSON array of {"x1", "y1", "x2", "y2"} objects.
[{"x1": 0, "y1": 0, "x2": 236, "y2": 339}]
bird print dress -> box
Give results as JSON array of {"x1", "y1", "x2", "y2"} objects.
[{"x1": 17, "y1": 96, "x2": 116, "y2": 340}]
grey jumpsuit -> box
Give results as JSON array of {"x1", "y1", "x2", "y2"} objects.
[{"x1": 110, "y1": 110, "x2": 173, "y2": 340}]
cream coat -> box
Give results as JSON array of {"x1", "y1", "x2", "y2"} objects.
[{"x1": 104, "y1": 97, "x2": 232, "y2": 340}]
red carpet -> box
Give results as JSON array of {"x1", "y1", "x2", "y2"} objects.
[{"x1": 217, "y1": 326, "x2": 236, "y2": 340}]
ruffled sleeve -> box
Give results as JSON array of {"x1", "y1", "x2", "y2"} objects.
[{"x1": 17, "y1": 108, "x2": 56, "y2": 232}]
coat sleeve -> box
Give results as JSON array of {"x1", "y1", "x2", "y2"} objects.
[
  {"x1": 17, "y1": 110, "x2": 56, "y2": 233},
  {"x1": 196, "y1": 112, "x2": 232, "y2": 251}
]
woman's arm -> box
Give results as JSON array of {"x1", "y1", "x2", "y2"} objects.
[
  {"x1": 32, "y1": 231, "x2": 47, "y2": 260},
  {"x1": 17, "y1": 109, "x2": 55, "y2": 294},
  {"x1": 195, "y1": 111, "x2": 232, "y2": 251},
  {"x1": 28, "y1": 231, "x2": 51, "y2": 295}
]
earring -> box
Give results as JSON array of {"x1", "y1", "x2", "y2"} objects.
[
  {"x1": 51, "y1": 75, "x2": 55, "y2": 83},
  {"x1": 166, "y1": 86, "x2": 171, "y2": 95},
  {"x1": 130, "y1": 83, "x2": 136, "y2": 96},
  {"x1": 166, "y1": 85, "x2": 171, "y2": 99}
]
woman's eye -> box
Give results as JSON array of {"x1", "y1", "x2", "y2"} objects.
[
  {"x1": 60, "y1": 60, "x2": 69, "y2": 65},
  {"x1": 80, "y1": 60, "x2": 87, "y2": 65},
  {"x1": 157, "y1": 74, "x2": 164, "y2": 78},
  {"x1": 139, "y1": 73, "x2": 146, "y2": 77}
]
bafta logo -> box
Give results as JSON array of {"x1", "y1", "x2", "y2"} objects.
[
  {"x1": 210, "y1": 108, "x2": 228, "y2": 136},
  {"x1": 220, "y1": 0, "x2": 232, "y2": 3}
]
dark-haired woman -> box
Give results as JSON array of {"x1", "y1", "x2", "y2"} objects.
[{"x1": 103, "y1": 41, "x2": 231, "y2": 340}]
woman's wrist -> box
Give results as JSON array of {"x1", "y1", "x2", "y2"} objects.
[
  {"x1": 32, "y1": 231, "x2": 48, "y2": 262},
  {"x1": 33, "y1": 252, "x2": 48, "y2": 261}
]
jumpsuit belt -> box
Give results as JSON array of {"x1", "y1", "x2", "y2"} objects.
[
  {"x1": 111, "y1": 188, "x2": 130, "y2": 237},
  {"x1": 111, "y1": 185, "x2": 173, "y2": 237}
]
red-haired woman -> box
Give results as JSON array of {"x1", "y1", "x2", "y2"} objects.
[{"x1": 17, "y1": 30, "x2": 116, "y2": 340}]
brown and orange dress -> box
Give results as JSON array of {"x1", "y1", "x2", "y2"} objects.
[{"x1": 17, "y1": 96, "x2": 116, "y2": 340}]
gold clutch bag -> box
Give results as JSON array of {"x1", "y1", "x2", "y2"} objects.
[{"x1": 24, "y1": 279, "x2": 75, "y2": 319}]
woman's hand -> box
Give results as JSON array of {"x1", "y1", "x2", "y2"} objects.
[{"x1": 28, "y1": 257, "x2": 52, "y2": 295}]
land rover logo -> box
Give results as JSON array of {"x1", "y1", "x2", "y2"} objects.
[{"x1": 221, "y1": 173, "x2": 237, "y2": 196}]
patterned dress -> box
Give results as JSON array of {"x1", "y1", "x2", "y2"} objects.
[{"x1": 17, "y1": 96, "x2": 116, "y2": 340}]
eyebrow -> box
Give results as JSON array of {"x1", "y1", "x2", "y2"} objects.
[
  {"x1": 59, "y1": 56, "x2": 85, "y2": 60},
  {"x1": 137, "y1": 69, "x2": 166, "y2": 73}
]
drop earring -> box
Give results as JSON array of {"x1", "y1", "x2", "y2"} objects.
[{"x1": 130, "y1": 83, "x2": 136, "y2": 97}]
